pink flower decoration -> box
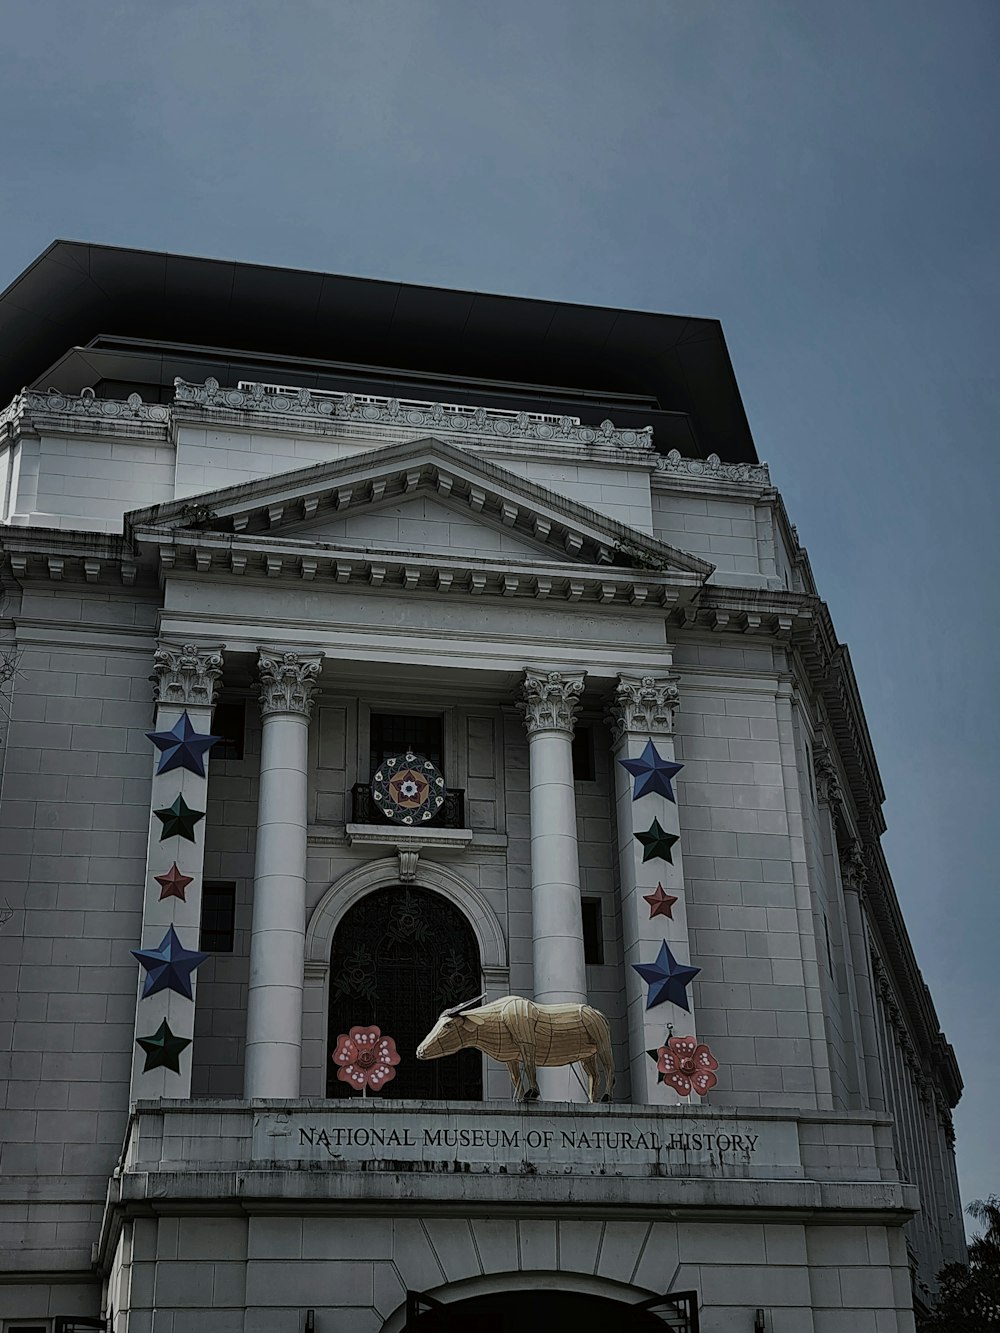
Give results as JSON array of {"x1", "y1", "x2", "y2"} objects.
[
  {"x1": 657, "y1": 1034, "x2": 719, "y2": 1097},
  {"x1": 332, "y1": 1025, "x2": 401, "y2": 1093}
]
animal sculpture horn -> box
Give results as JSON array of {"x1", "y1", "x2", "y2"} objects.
[{"x1": 441, "y1": 992, "x2": 487, "y2": 1018}]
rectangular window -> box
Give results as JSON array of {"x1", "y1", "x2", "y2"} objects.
[
  {"x1": 55, "y1": 1321, "x2": 107, "y2": 1333},
  {"x1": 582, "y1": 898, "x2": 604, "y2": 965},
  {"x1": 212, "y1": 699, "x2": 246, "y2": 761},
  {"x1": 572, "y1": 725, "x2": 595, "y2": 781},
  {"x1": 8, "y1": 1325, "x2": 50, "y2": 1333},
  {"x1": 200, "y1": 882, "x2": 237, "y2": 953},
  {"x1": 369, "y1": 713, "x2": 443, "y2": 775}
]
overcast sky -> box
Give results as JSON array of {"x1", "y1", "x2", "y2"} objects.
[{"x1": 1, "y1": 0, "x2": 997, "y2": 1230}]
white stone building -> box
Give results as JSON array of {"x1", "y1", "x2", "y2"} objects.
[{"x1": 0, "y1": 242, "x2": 965, "y2": 1333}]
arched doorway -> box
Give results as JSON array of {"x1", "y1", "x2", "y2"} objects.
[
  {"x1": 326, "y1": 884, "x2": 483, "y2": 1100},
  {"x1": 405, "y1": 1289, "x2": 692, "y2": 1332}
]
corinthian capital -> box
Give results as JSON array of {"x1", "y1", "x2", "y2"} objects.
[
  {"x1": 151, "y1": 641, "x2": 224, "y2": 708},
  {"x1": 840, "y1": 841, "x2": 867, "y2": 895},
  {"x1": 257, "y1": 649, "x2": 322, "y2": 719},
  {"x1": 606, "y1": 672, "x2": 680, "y2": 743},
  {"x1": 518, "y1": 668, "x2": 585, "y2": 737},
  {"x1": 813, "y1": 740, "x2": 843, "y2": 808}
]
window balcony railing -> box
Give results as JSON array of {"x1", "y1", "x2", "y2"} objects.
[{"x1": 350, "y1": 783, "x2": 466, "y2": 829}]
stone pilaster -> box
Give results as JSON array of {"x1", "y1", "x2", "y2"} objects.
[
  {"x1": 130, "y1": 642, "x2": 224, "y2": 1101},
  {"x1": 607, "y1": 672, "x2": 694, "y2": 1105},
  {"x1": 518, "y1": 668, "x2": 588, "y2": 1102},
  {"x1": 244, "y1": 648, "x2": 322, "y2": 1099},
  {"x1": 840, "y1": 840, "x2": 886, "y2": 1111}
]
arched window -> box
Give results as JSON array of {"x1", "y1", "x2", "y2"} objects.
[{"x1": 326, "y1": 885, "x2": 483, "y2": 1100}]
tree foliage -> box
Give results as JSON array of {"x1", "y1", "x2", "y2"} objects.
[{"x1": 919, "y1": 1196, "x2": 1000, "y2": 1331}]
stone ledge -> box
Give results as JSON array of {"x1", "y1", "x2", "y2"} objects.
[{"x1": 344, "y1": 823, "x2": 477, "y2": 851}]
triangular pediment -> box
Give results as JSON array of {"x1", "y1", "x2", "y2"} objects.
[{"x1": 127, "y1": 437, "x2": 713, "y2": 584}]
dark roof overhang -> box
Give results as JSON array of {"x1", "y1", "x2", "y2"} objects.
[{"x1": 0, "y1": 240, "x2": 758, "y2": 462}]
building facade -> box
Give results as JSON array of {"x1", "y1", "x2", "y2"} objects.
[{"x1": 0, "y1": 243, "x2": 964, "y2": 1332}]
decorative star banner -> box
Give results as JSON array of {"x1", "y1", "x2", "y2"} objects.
[
  {"x1": 632, "y1": 941, "x2": 700, "y2": 1011},
  {"x1": 154, "y1": 862, "x2": 193, "y2": 902},
  {"x1": 619, "y1": 740, "x2": 684, "y2": 802},
  {"x1": 643, "y1": 883, "x2": 678, "y2": 920},
  {"x1": 146, "y1": 711, "x2": 221, "y2": 778},
  {"x1": 136, "y1": 1018, "x2": 192, "y2": 1074},
  {"x1": 132, "y1": 925, "x2": 209, "y2": 1000},
  {"x1": 154, "y1": 794, "x2": 205, "y2": 843},
  {"x1": 634, "y1": 818, "x2": 679, "y2": 864}
]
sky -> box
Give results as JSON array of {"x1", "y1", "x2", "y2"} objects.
[{"x1": 1, "y1": 0, "x2": 997, "y2": 1232}]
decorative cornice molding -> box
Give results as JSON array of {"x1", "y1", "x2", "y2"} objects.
[
  {"x1": 150, "y1": 641, "x2": 224, "y2": 708},
  {"x1": 256, "y1": 649, "x2": 322, "y2": 719},
  {"x1": 656, "y1": 449, "x2": 771, "y2": 486},
  {"x1": 518, "y1": 668, "x2": 586, "y2": 738},
  {"x1": 606, "y1": 671, "x2": 680, "y2": 742},
  {"x1": 174, "y1": 378, "x2": 656, "y2": 452},
  {"x1": 0, "y1": 388, "x2": 169, "y2": 436}
]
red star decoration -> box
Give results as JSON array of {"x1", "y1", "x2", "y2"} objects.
[
  {"x1": 155, "y1": 862, "x2": 194, "y2": 901},
  {"x1": 643, "y1": 883, "x2": 678, "y2": 920}
]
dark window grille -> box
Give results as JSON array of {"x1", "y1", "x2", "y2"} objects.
[
  {"x1": 369, "y1": 713, "x2": 444, "y2": 774},
  {"x1": 327, "y1": 885, "x2": 482, "y2": 1101},
  {"x1": 212, "y1": 699, "x2": 246, "y2": 761},
  {"x1": 351, "y1": 783, "x2": 465, "y2": 829},
  {"x1": 582, "y1": 898, "x2": 604, "y2": 965},
  {"x1": 200, "y1": 882, "x2": 236, "y2": 952},
  {"x1": 572, "y1": 724, "x2": 595, "y2": 781},
  {"x1": 55, "y1": 1321, "x2": 108, "y2": 1333}
]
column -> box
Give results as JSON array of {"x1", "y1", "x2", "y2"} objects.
[
  {"x1": 607, "y1": 672, "x2": 697, "y2": 1104},
  {"x1": 130, "y1": 641, "x2": 223, "y2": 1102},
  {"x1": 518, "y1": 668, "x2": 587, "y2": 1102},
  {"x1": 244, "y1": 648, "x2": 322, "y2": 1099},
  {"x1": 841, "y1": 842, "x2": 887, "y2": 1111}
]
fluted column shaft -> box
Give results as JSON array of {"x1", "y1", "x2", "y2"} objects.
[
  {"x1": 519, "y1": 668, "x2": 587, "y2": 1102},
  {"x1": 244, "y1": 650, "x2": 321, "y2": 1099}
]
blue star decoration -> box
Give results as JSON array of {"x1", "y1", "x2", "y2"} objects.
[
  {"x1": 634, "y1": 818, "x2": 679, "y2": 864},
  {"x1": 153, "y1": 793, "x2": 205, "y2": 843},
  {"x1": 632, "y1": 941, "x2": 700, "y2": 1012},
  {"x1": 136, "y1": 1018, "x2": 192, "y2": 1073},
  {"x1": 619, "y1": 740, "x2": 684, "y2": 802},
  {"x1": 146, "y1": 711, "x2": 221, "y2": 777},
  {"x1": 132, "y1": 925, "x2": 209, "y2": 1000}
]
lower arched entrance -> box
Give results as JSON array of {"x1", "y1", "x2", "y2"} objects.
[
  {"x1": 326, "y1": 884, "x2": 483, "y2": 1100},
  {"x1": 406, "y1": 1289, "x2": 696, "y2": 1332}
]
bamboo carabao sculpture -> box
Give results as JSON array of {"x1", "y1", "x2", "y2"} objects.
[{"x1": 416, "y1": 994, "x2": 615, "y2": 1103}]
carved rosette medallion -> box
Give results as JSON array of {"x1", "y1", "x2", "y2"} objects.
[
  {"x1": 518, "y1": 669, "x2": 585, "y2": 738},
  {"x1": 257, "y1": 650, "x2": 322, "y2": 719},
  {"x1": 151, "y1": 642, "x2": 224, "y2": 709},
  {"x1": 606, "y1": 672, "x2": 680, "y2": 743}
]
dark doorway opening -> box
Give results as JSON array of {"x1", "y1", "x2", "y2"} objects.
[
  {"x1": 327, "y1": 885, "x2": 483, "y2": 1100},
  {"x1": 405, "y1": 1288, "x2": 699, "y2": 1332}
]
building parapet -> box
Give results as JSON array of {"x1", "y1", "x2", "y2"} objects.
[{"x1": 98, "y1": 1098, "x2": 916, "y2": 1270}]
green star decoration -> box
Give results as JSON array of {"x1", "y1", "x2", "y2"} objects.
[
  {"x1": 634, "y1": 818, "x2": 680, "y2": 864},
  {"x1": 136, "y1": 1018, "x2": 191, "y2": 1074},
  {"x1": 153, "y1": 793, "x2": 205, "y2": 842}
]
